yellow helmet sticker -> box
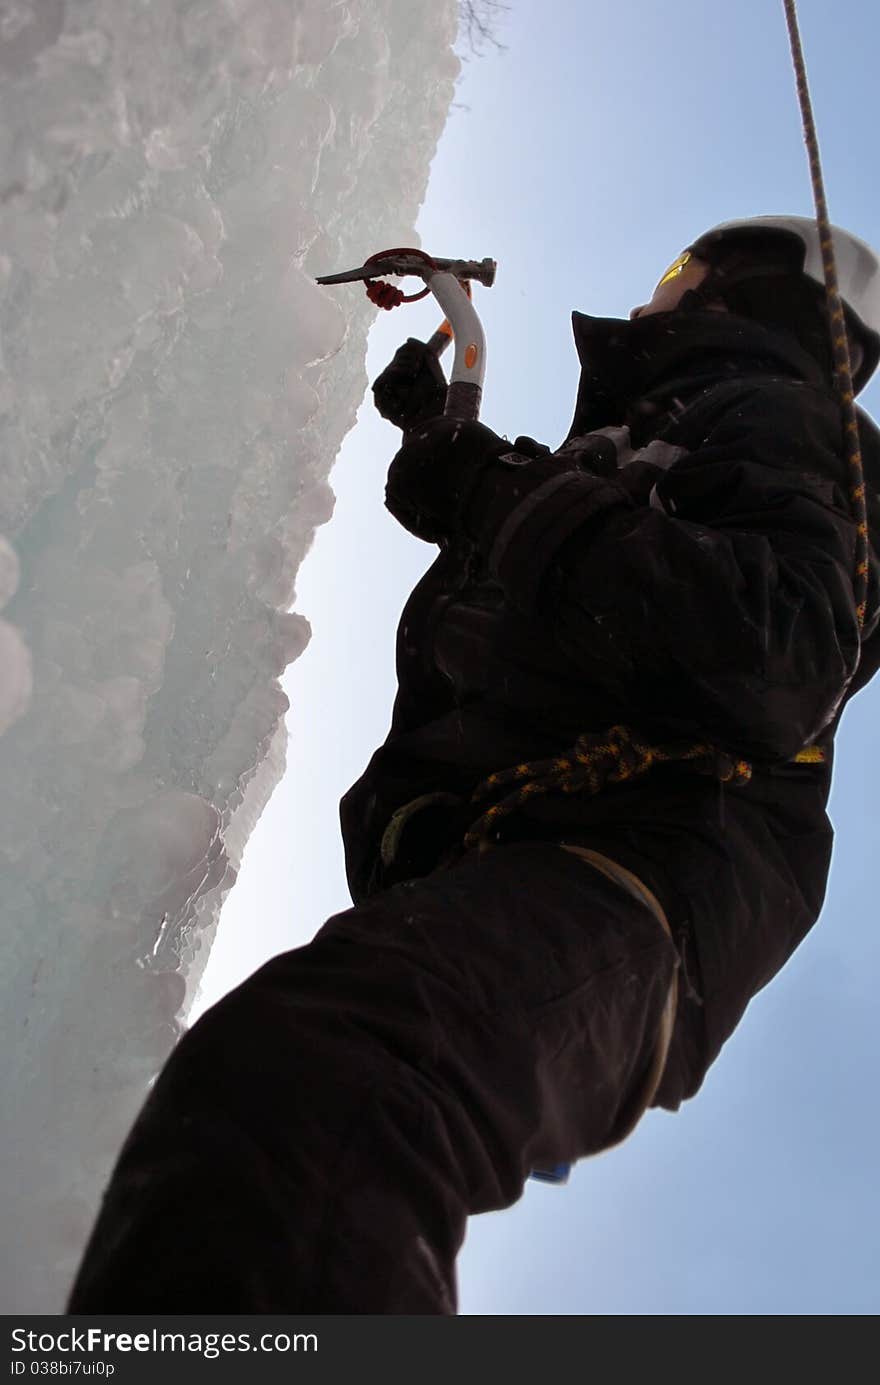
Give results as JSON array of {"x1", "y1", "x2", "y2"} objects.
[{"x1": 655, "y1": 249, "x2": 692, "y2": 290}]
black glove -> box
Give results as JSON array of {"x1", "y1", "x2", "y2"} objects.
[
  {"x1": 372, "y1": 338, "x2": 448, "y2": 430},
  {"x1": 385, "y1": 416, "x2": 511, "y2": 543}
]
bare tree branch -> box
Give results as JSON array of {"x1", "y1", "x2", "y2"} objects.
[{"x1": 457, "y1": 0, "x2": 510, "y2": 57}]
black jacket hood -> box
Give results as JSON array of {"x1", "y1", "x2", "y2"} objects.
[{"x1": 565, "y1": 305, "x2": 833, "y2": 442}]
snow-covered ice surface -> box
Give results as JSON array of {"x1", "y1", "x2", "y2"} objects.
[{"x1": 0, "y1": 0, "x2": 459, "y2": 1312}]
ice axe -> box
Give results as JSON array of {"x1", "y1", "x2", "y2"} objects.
[{"x1": 316, "y1": 248, "x2": 496, "y2": 421}]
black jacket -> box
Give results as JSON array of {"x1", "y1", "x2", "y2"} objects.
[{"x1": 340, "y1": 307, "x2": 880, "y2": 1083}]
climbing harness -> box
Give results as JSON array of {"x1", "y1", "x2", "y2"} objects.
[
  {"x1": 316, "y1": 249, "x2": 496, "y2": 421},
  {"x1": 464, "y1": 737, "x2": 827, "y2": 857}
]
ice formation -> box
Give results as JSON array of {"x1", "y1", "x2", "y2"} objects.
[{"x1": 0, "y1": 0, "x2": 460, "y2": 1312}]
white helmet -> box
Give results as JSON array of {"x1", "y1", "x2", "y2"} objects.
[{"x1": 687, "y1": 215, "x2": 880, "y2": 393}]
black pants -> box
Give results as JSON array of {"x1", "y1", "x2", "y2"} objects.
[{"x1": 68, "y1": 842, "x2": 697, "y2": 1313}]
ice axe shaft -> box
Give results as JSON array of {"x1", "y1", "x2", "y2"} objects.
[
  {"x1": 315, "y1": 255, "x2": 496, "y2": 288},
  {"x1": 426, "y1": 278, "x2": 471, "y2": 359},
  {"x1": 423, "y1": 268, "x2": 485, "y2": 421},
  {"x1": 316, "y1": 248, "x2": 496, "y2": 421}
]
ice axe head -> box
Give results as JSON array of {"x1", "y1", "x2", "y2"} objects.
[{"x1": 316, "y1": 247, "x2": 496, "y2": 420}]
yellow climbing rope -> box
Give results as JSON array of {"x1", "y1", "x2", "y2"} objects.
[
  {"x1": 463, "y1": 727, "x2": 753, "y2": 853},
  {"x1": 783, "y1": 0, "x2": 868, "y2": 629}
]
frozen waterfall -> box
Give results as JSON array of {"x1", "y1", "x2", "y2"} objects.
[{"x1": 0, "y1": 0, "x2": 460, "y2": 1312}]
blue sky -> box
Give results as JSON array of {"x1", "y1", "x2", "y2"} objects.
[{"x1": 196, "y1": 0, "x2": 880, "y2": 1313}]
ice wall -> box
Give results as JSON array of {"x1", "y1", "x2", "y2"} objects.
[{"x1": 0, "y1": 0, "x2": 460, "y2": 1312}]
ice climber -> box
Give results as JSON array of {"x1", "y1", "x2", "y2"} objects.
[{"x1": 69, "y1": 215, "x2": 880, "y2": 1313}]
